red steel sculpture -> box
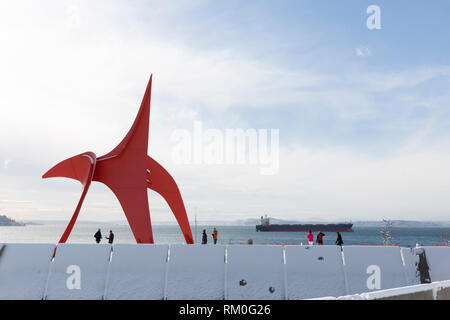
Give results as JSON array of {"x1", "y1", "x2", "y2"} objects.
[{"x1": 43, "y1": 75, "x2": 194, "y2": 244}]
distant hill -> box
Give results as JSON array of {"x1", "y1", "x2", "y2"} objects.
[
  {"x1": 0, "y1": 215, "x2": 25, "y2": 226},
  {"x1": 352, "y1": 220, "x2": 450, "y2": 228}
]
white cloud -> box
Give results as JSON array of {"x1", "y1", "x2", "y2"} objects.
[{"x1": 356, "y1": 47, "x2": 371, "y2": 57}]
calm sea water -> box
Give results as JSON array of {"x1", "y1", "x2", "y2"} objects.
[{"x1": 0, "y1": 223, "x2": 449, "y2": 247}]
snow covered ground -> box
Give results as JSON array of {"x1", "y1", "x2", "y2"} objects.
[
  {"x1": 343, "y1": 246, "x2": 408, "y2": 294},
  {"x1": 320, "y1": 279, "x2": 450, "y2": 300},
  {"x1": 0, "y1": 243, "x2": 448, "y2": 299},
  {"x1": 104, "y1": 244, "x2": 168, "y2": 300},
  {"x1": 44, "y1": 243, "x2": 111, "y2": 300},
  {"x1": 166, "y1": 244, "x2": 225, "y2": 300},
  {"x1": 226, "y1": 245, "x2": 285, "y2": 300},
  {"x1": 0, "y1": 243, "x2": 54, "y2": 299},
  {"x1": 285, "y1": 245, "x2": 347, "y2": 299}
]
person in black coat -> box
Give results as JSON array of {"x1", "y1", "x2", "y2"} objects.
[
  {"x1": 201, "y1": 229, "x2": 207, "y2": 244},
  {"x1": 94, "y1": 229, "x2": 102, "y2": 243},
  {"x1": 336, "y1": 232, "x2": 344, "y2": 246}
]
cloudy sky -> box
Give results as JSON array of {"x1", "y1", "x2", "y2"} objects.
[{"x1": 1, "y1": 0, "x2": 450, "y2": 223}]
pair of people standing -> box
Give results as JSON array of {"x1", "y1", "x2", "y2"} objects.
[
  {"x1": 94, "y1": 229, "x2": 114, "y2": 244},
  {"x1": 307, "y1": 230, "x2": 324, "y2": 245},
  {"x1": 201, "y1": 228, "x2": 218, "y2": 244}
]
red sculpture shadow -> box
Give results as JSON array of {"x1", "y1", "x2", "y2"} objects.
[{"x1": 43, "y1": 75, "x2": 193, "y2": 244}]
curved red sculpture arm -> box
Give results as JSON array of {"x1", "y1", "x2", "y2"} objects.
[
  {"x1": 42, "y1": 152, "x2": 96, "y2": 243},
  {"x1": 102, "y1": 181, "x2": 154, "y2": 244},
  {"x1": 98, "y1": 75, "x2": 152, "y2": 161},
  {"x1": 147, "y1": 156, "x2": 194, "y2": 244}
]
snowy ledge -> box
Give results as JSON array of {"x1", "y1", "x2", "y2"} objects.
[
  {"x1": 0, "y1": 243, "x2": 448, "y2": 300},
  {"x1": 312, "y1": 280, "x2": 450, "y2": 300}
]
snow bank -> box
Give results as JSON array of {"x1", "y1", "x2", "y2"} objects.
[
  {"x1": 343, "y1": 246, "x2": 407, "y2": 295},
  {"x1": 105, "y1": 244, "x2": 168, "y2": 300},
  {"x1": 226, "y1": 245, "x2": 285, "y2": 300},
  {"x1": 0, "y1": 242, "x2": 445, "y2": 300},
  {"x1": 360, "y1": 282, "x2": 434, "y2": 300},
  {"x1": 401, "y1": 246, "x2": 450, "y2": 284},
  {"x1": 166, "y1": 244, "x2": 225, "y2": 300},
  {"x1": 0, "y1": 243, "x2": 55, "y2": 300},
  {"x1": 333, "y1": 279, "x2": 450, "y2": 300},
  {"x1": 45, "y1": 244, "x2": 111, "y2": 300},
  {"x1": 422, "y1": 246, "x2": 450, "y2": 282},
  {"x1": 285, "y1": 245, "x2": 347, "y2": 299}
]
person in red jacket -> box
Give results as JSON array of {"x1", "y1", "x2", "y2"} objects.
[{"x1": 307, "y1": 230, "x2": 314, "y2": 245}]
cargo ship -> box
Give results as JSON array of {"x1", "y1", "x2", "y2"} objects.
[{"x1": 256, "y1": 215, "x2": 354, "y2": 232}]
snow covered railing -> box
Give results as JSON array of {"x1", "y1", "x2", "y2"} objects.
[
  {"x1": 0, "y1": 243, "x2": 448, "y2": 300},
  {"x1": 312, "y1": 280, "x2": 450, "y2": 300}
]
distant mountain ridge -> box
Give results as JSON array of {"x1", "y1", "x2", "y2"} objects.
[{"x1": 352, "y1": 220, "x2": 450, "y2": 228}]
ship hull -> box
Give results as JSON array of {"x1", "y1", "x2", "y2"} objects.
[{"x1": 255, "y1": 224, "x2": 353, "y2": 232}]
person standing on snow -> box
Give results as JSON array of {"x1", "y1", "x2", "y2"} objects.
[
  {"x1": 94, "y1": 229, "x2": 102, "y2": 243},
  {"x1": 335, "y1": 232, "x2": 344, "y2": 247},
  {"x1": 212, "y1": 228, "x2": 218, "y2": 245},
  {"x1": 106, "y1": 230, "x2": 114, "y2": 244},
  {"x1": 317, "y1": 232, "x2": 325, "y2": 245},
  {"x1": 201, "y1": 229, "x2": 207, "y2": 244},
  {"x1": 307, "y1": 230, "x2": 314, "y2": 245}
]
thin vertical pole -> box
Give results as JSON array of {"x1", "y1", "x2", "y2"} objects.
[{"x1": 195, "y1": 207, "x2": 198, "y2": 244}]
